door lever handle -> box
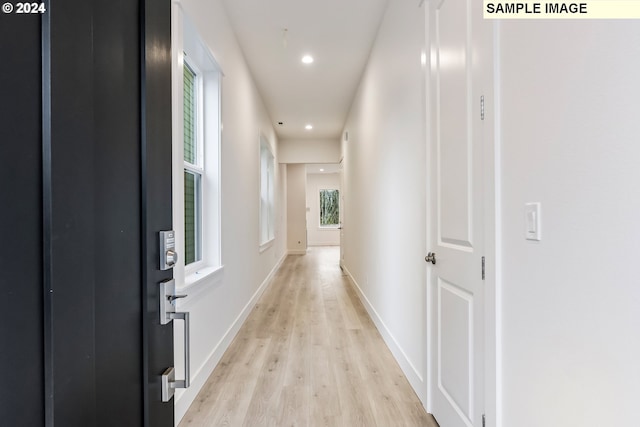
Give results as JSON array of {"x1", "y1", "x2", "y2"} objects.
[
  {"x1": 425, "y1": 252, "x2": 436, "y2": 265},
  {"x1": 168, "y1": 294, "x2": 187, "y2": 303}
]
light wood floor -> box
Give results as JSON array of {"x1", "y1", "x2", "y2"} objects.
[{"x1": 180, "y1": 246, "x2": 438, "y2": 427}]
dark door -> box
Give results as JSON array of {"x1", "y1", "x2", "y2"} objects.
[
  {"x1": 0, "y1": 9, "x2": 45, "y2": 427},
  {"x1": 0, "y1": 0, "x2": 174, "y2": 425}
]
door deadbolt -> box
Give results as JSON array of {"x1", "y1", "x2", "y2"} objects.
[
  {"x1": 425, "y1": 252, "x2": 436, "y2": 264},
  {"x1": 159, "y1": 230, "x2": 178, "y2": 270},
  {"x1": 166, "y1": 249, "x2": 177, "y2": 267}
]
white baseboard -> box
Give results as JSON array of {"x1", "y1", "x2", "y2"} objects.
[
  {"x1": 288, "y1": 249, "x2": 307, "y2": 255},
  {"x1": 341, "y1": 265, "x2": 427, "y2": 405},
  {"x1": 175, "y1": 251, "x2": 288, "y2": 423}
]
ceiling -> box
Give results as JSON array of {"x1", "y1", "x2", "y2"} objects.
[
  {"x1": 306, "y1": 163, "x2": 341, "y2": 175},
  {"x1": 222, "y1": 0, "x2": 388, "y2": 141}
]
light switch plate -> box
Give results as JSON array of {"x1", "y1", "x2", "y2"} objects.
[{"x1": 525, "y1": 203, "x2": 541, "y2": 241}]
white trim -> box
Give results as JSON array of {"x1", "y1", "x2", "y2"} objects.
[
  {"x1": 184, "y1": 162, "x2": 204, "y2": 175},
  {"x1": 488, "y1": 18, "x2": 502, "y2": 427},
  {"x1": 423, "y1": 2, "x2": 433, "y2": 411},
  {"x1": 184, "y1": 258, "x2": 205, "y2": 278},
  {"x1": 259, "y1": 238, "x2": 275, "y2": 253},
  {"x1": 177, "y1": 265, "x2": 225, "y2": 302},
  {"x1": 342, "y1": 265, "x2": 427, "y2": 405},
  {"x1": 174, "y1": 252, "x2": 287, "y2": 424},
  {"x1": 287, "y1": 249, "x2": 307, "y2": 255}
]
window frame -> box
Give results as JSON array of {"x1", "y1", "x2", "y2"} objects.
[
  {"x1": 171, "y1": 3, "x2": 224, "y2": 290},
  {"x1": 183, "y1": 59, "x2": 205, "y2": 271},
  {"x1": 259, "y1": 134, "x2": 275, "y2": 250},
  {"x1": 318, "y1": 188, "x2": 340, "y2": 229}
]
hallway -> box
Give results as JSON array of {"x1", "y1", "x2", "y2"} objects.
[{"x1": 179, "y1": 247, "x2": 437, "y2": 427}]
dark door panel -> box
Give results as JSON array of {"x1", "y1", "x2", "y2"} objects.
[
  {"x1": 45, "y1": 0, "x2": 97, "y2": 423},
  {"x1": 93, "y1": 0, "x2": 144, "y2": 424},
  {"x1": 0, "y1": 11, "x2": 44, "y2": 427}
]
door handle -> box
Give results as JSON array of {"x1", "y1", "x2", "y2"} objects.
[
  {"x1": 425, "y1": 252, "x2": 436, "y2": 264},
  {"x1": 159, "y1": 279, "x2": 191, "y2": 401},
  {"x1": 169, "y1": 311, "x2": 190, "y2": 389},
  {"x1": 168, "y1": 294, "x2": 187, "y2": 303},
  {"x1": 161, "y1": 310, "x2": 190, "y2": 401}
]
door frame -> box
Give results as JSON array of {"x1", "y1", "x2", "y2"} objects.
[
  {"x1": 339, "y1": 157, "x2": 345, "y2": 268},
  {"x1": 423, "y1": 3, "x2": 499, "y2": 426}
]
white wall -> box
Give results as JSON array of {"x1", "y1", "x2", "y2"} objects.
[
  {"x1": 287, "y1": 164, "x2": 307, "y2": 254},
  {"x1": 341, "y1": 0, "x2": 428, "y2": 403},
  {"x1": 498, "y1": 21, "x2": 640, "y2": 427},
  {"x1": 173, "y1": 0, "x2": 287, "y2": 422},
  {"x1": 278, "y1": 138, "x2": 341, "y2": 164},
  {"x1": 306, "y1": 173, "x2": 341, "y2": 246}
]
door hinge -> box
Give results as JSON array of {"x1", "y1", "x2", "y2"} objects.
[
  {"x1": 481, "y1": 256, "x2": 485, "y2": 280},
  {"x1": 482, "y1": 413, "x2": 486, "y2": 427},
  {"x1": 480, "y1": 96, "x2": 485, "y2": 120}
]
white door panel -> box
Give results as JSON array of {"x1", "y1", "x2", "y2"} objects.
[
  {"x1": 437, "y1": 0, "x2": 472, "y2": 248},
  {"x1": 438, "y1": 278, "x2": 474, "y2": 425}
]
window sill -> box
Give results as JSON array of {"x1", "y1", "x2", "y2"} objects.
[
  {"x1": 259, "y1": 239, "x2": 275, "y2": 253},
  {"x1": 177, "y1": 264, "x2": 224, "y2": 302},
  {"x1": 318, "y1": 226, "x2": 340, "y2": 230}
]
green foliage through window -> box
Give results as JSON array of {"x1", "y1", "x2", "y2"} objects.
[
  {"x1": 184, "y1": 61, "x2": 201, "y2": 265},
  {"x1": 184, "y1": 63, "x2": 196, "y2": 164},
  {"x1": 319, "y1": 189, "x2": 339, "y2": 227},
  {"x1": 184, "y1": 171, "x2": 199, "y2": 265}
]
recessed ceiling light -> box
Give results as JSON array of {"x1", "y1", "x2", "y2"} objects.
[
  {"x1": 301, "y1": 55, "x2": 314, "y2": 64},
  {"x1": 319, "y1": 168, "x2": 325, "y2": 172},
  {"x1": 305, "y1": 124, "x2": 313, "y2": 130}
]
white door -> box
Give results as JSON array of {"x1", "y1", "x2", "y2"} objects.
[{"x1": 427, "y1": 0, "x2": 491, "y2": 425}]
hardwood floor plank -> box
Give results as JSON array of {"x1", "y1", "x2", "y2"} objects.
[
  {"x1": 335, "y1": 277, "x2": 363, "y2": 330},
  {"x1": 309, "y1": 345, "x2": 341, "y2": 423},
  {"x1": 241, "y1": 335, "x2": 292, "y2": 426},
  {"x1": 180, "y1": 247, "x2": 436, "y2": 427}
]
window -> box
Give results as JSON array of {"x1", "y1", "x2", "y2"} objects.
[
  {"x1": 259, "y1": 135, "x2": 275, "y2": 247},
  {"x1": 172, "y1": 5, "x2": 223, "y2": 288},
  {"x1": 319, "y1": 189, "x2": 339, "y2": 228},
  {"x1": 183, "y1": 62, "x2": 202, "y2": 265}
]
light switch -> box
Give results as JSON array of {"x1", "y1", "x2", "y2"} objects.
[{"x1": 525, "y1": 203, "x2": 541, "y2": 241}]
